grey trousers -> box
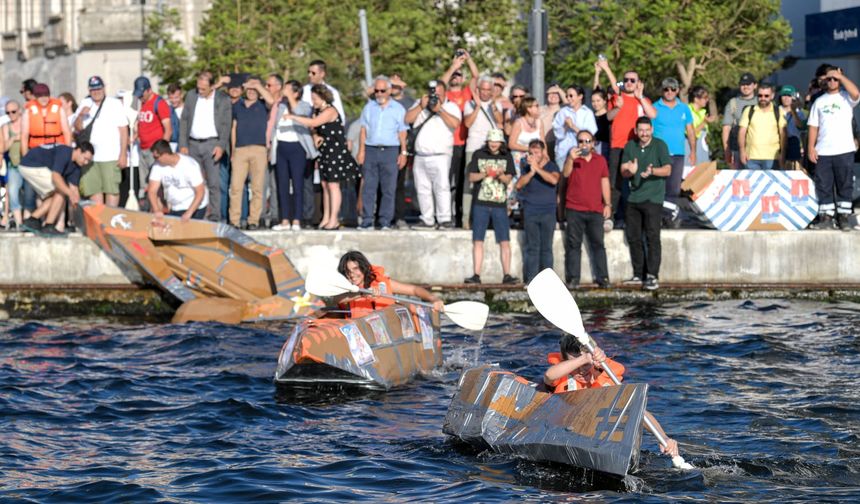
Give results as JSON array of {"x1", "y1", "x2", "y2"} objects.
[{"x1": 189, "y1": 138, "x2": 222, "y2": 221}]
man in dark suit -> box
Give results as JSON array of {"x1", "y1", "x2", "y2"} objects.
[{"x1": 178, "y1": 70, "x2": 232, "y2": 221}]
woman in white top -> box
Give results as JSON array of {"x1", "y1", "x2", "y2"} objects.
[{"x1": 509, "y1": 96, "x2": 545, "y2": 169}]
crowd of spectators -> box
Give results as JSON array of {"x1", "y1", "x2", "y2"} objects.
[{"x1": 1, "y1": 54, "x2": 858, "y2": 290}]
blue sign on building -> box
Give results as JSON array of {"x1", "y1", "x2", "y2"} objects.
[{"x1": 807, "y1": 7, "x2": 860, "y2": 58}]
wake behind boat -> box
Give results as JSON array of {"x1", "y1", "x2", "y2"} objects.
[
  {"x1": 443, "y1": 365, "x2": 648, "y2": 477},
  {"x1": 274, "y1": 303, "x2": 442, "y2": 391}
]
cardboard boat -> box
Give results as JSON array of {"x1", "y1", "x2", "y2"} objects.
[
  {"x1": 77, "y1": 202, "x2": 321, "y2": 323},
  {"x1": 274, "y1": 303, "x2": 442, "y2": 391},
  {"x1": 443, "y1": 365, "x2": 648, "y2": 477}
]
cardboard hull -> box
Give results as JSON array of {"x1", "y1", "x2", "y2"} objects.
[
  {"x1": 443, "y1": 365, "x2": 647, "y2": 477},
  {"x1": 274, "y1": 304, "x2": 443, "y2": 391},
  {"x1": 682, "y1": 162, "x2": 818, "y2": 231},
  {"x1": 78, "y1": 202, "x2": 321, "y2": 322}
]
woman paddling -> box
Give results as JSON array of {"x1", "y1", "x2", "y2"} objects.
[
  {"x1": 336, "y1": 251, "x2": 444, "y2": 318},
  {"x1": 544, "y1": 333, "x2": 682, "y2": 457}
]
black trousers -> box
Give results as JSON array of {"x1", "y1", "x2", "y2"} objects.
[
  {"x1": 450, "y1": 145, "x2": 467, "y2": 227},
  {"x1": 624, "y1": 201, "x2": 662, "y2": 278},
  {"x1": 564, "y1": 209, "x2": 609, "y2": 284}
]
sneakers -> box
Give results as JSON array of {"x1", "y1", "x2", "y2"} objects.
[
  {"x1": 502, "y1": 274, "x2": 519, "y2": 285},
  {"x1": 809, "y1": 214, "x2": 836, "y2": 230},
  {"x1": 622, "y1": 276, "x2": 643, "y2": 285},
  {"x1": 291, "y1": 223, "x2": 302, "y2": 231},
  {"x1": 38, "y1": 224, "x2": 68, "y2": 238},
  {"x1": 566, "y1": 280, "x2": 580, "y2": 290},
  {"x1": 438, "y1": 221, "x2": 454, "y2": 229},
  {"x1": 837, "y1": 214, "x2": 854, "y2": 232},
  {"x1": 643, "y1": 275, "x2": 659, "y2": 291},
  {"x1": 410, "y1": 221, "x2": 436, "y2": 230},
  {"x1": 603, "y1": 219, "x2": 613, "y2": 232},
  {"x1": 464, "y1": 274, "x2": 481, "y2": 284},
  {"x1": 380, "y1": 225, "x2": 392, "y2": 230},
  {"x1": 271, "y1": 223, "x2": 291, "y2": 231},
  {"x1": 22, "y1": 217, "x2": 41, "y2": 233},
  {"x1": 595, "y1": 278, "x2": 611, "y2": 289},
  {"x1": 357, "y1": 224, "x2": 373, "y2": 231}
]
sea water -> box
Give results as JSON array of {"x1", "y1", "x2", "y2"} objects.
[{"x1": 1, "y1": 299, "x2": 858, "y2": 502}]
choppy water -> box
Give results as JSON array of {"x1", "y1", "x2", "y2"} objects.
[{"x1": 1, "y1": 300, "x2": 859, "y2": 502}]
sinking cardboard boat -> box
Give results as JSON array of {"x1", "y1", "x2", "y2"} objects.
[
  {"x1": 77, "y1": 202, "x2": 321, "y2": 323},
  {"x1": 443, "y1": 365, "x2": 648, "y2": 477},
  {"x1": 681, "y1": 162, "x2": 818, "y2": 231},
  {"x1": 274, "y1": 303, "x2": 442, "y2": 391}
]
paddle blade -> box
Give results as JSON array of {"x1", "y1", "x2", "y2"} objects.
[
  {"x1": 526, "y1": 269, "x2": 588, "y2": 343},
  {"x1": 443, "y1": 301, "x2": 489, "y2": 331},
  {"x1": 304, "y1": 268, "x2": 359, "y2": 297}
]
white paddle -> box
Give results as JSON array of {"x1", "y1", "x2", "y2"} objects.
[
  {"x1": 305, "y1": 268, "x2": 489, "y2": 331},
  {"x1": 527, "y1": 268, "x2": 694, "y2": 470}
]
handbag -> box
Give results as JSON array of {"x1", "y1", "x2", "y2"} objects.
[
  {"x1": 405, "y1": 110, "x2": 436, "y2": 156},
  {"x1": 74, "y1": 98, "x2": 104, "y2": 144}
]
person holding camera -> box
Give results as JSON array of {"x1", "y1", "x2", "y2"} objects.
[
  {"x1": 561, "y1": 130, "x2": 611, "y2": 290},
  {"x1": 515, "y1": 139, "x2": 560, "y2": 284},
  {"x1": 777, "y1": 85, "x2": 807, "y2": 171},
  {"x1": 404, "y1": 80, "x2": 462, "y2": 229}
]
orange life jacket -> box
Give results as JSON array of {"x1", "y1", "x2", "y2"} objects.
[
  {"x1": 26, "y1": 98, "x2": 66, "y2": 148},
  {"x1": 346, "y1": 265, "x2": 396, "y2": 318},
  {"x1": 546, "y1": 351, "x2": 625, "y2": 393}
]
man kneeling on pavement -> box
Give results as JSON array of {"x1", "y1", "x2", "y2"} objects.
[{"x1": 19, "y1": 142, "x2": 94, "y2": 237}]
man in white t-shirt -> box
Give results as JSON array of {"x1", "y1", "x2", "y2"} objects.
[
  {"x1": 72, "y1": 75, "x2": 129, "y2": 206},
  {"x1": 462, "y1": 75, "x2": 505, "y2": 228},
  {"x1": 404, "y1": 80, "x2": 462, "y2": 228},
  {"x1": 147, "y1": 140, "x2": 209, "y2": 223},
  {"x1": 807, "y1": 66, "x2": 860, "y2": 231},
  {"x1": 302, "y1": 59, "x2": 346, "y2": 126}
]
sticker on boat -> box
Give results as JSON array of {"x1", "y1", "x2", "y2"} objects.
[
  {"x1": 396, "y1": 308, "x2": 415, "y2": 340},
  {"x1": 341, "y1": 323, "x2": 376, "y2": 366},
  {"x1": 416, "y1": 306, "x2": 435, "y2": 350},
  {"x1": 366, "y1": 315, "x2": 391, "y2": 345}
]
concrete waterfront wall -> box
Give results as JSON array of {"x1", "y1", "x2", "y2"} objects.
[{"x1": 0, "y1": 229, "x2": 858, "y2": 286}]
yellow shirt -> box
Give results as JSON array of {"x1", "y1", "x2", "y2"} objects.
[{"x1": 738, "y1": 104, "x2": 787, "y2": 160}]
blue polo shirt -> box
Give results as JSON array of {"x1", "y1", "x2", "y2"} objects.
[
  {"x1": 20, "y1": 145, "x2": 81, "y2": 186},
  {"x1": 359, "y1": 99, "x2": 407, "y2": 147},
  {"x1": 232, "y1": 100, "x2": 268, "y2": 147},
  {"x1": 652, "y1": 99, "x2": 693, "y2": 156},
  {"x1": 518, "y1": 158, "x2": 560, "y2": 215}
]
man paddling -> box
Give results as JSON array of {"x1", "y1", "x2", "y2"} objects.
[{"x1": 544, "y1": 334, "x2": 682, "y2": 457}]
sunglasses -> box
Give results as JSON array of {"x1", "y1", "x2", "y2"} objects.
[
  {"x1": 566, "y1": 93, "x2": 577, "y2": 98},
  {"x1": 6, "y1": 109, "x2": 19, "y2": 114},
  {"x1": 577, "y1": 138, "x2": 594, "y2": 144},
  {"x1": 823, "y1": 77, "x2": 840, "y2": 82},
  {"x1": 663, "y1": 87, "x2": 678, "y2": 92},
  {"x1": 374, "y1": 89, "x2": 388, "y2": 93},
  {"x1": 308, "y1": 70, "x2": 318, "y2": 76},
  {"x1": 757, "y1": 94, "x2": 772, "y2": 98},
  {"x1": 624, "y1": 77, "x2": 638, "y2": 83},
  {"x1": 512, "y1": 94, "x2": 525, "y2": 98}
]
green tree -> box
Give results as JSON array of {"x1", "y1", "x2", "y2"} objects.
[
  {"x1": 190, "y1": 0, "x2": 525, "y2": 116},
  {"x1": 144, "y1": 7, "x2": 192, "y2": 90},
  {"x1": 547, "y1": 0, "x2": 792, "y2": 107}
]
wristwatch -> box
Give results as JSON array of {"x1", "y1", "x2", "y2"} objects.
[{"x1": 400, "y1": 151, "x2": 408, "y2": 156}]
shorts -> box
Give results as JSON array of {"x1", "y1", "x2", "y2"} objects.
[
  {"x1": 80, "y1": 160, "x2": 121, "y2": 197},
  {"x1": 472, "y1": 204, "x2": 510, "y2": 242},
  {"x1": 786, "y1": 136, "x2": 802, "y2": 161},
  {"x1": 18, "y1": 165, "x2": 56, "y2": 198}
]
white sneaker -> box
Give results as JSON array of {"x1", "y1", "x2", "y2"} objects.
[
  {"x1": 291, "y1": 223, "x2": 302, "y2": 231},
  {"x1": 272, "y1": 223, "x2": 291, "y2": 231}
]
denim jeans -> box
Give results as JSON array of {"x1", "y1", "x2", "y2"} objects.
[
  {"x1": 523, "y1": 210, "x2": 556, "y2": 283},
  {"x1": 361, "y1": 146, "x2": 399, "y2": 227},
  {"x1": 746, "y1": 159, "x2": 775, "y2": 170}
]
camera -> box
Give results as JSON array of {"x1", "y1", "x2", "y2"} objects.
[
  {"x1": 455, "y1": 49, "x2": 466, "y2": 58},
  {"x1": 598, "y1": 53, "x2": 607, "y2": 61},
  {"x1": 579, "y1": 145, "x2": 591, "y2": 156},
  {"x1": 427, "y1": 80, "x2": 440, "y2": 110}
]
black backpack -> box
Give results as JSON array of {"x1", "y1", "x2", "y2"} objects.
[{"x1": 744, "y1": 104, "x2": 782, "y2": 137}]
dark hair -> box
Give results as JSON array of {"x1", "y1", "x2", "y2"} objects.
[
  {"x1": 815, "y1": 63, "x2": 834, "y2": 78},
  {"x1": 560, "y1": 334, "x2": 583, "y2": 358},
  {"x1": 59, "y1": 92, "x2": 78, "y2": 113},
  {"x1": 310, "y1": 83, "x2": 334, "y2": 105},
  {"x1": 151, "y1": 139, "x2": 173, "y2": 156},
  {"x1": 567, "y1": 84, "x2": 585, "y2": 98},
  {"x1": 22, "y1": 78, "x2": 38, "y2": 92},
  {"x1": 491, "y1": 72, "x2": 506, "y2": 81},
  {"x1": 635, "y1": 116, "x2": 652, "y2": 127},
  {"x1": 197, "y1": 71, "x2": 214, "y2": 85},
  {"x1": 592, "y1": 88, "x2": 607, "y2": 101},
  {"x1": 528, "y1": 139, "x2": 546, "y2": 150},
  {"x1": 688, "y1": 85, "x2": 709, "y2": 101},
  {"x1": 76, "y1": 141, "x2": 95, "y2": 155},
  {"x1": 309, "y1": 59, "x2": 327, "y2": 72},
  {"x1": 337, "y1": 251, "x2": 376, "y2": 289},
  {"x1": 286, "y1": 79, "x2": 303, "y2": 99},
  {"x1": 510, "y1": 84, "x2": 528, "y2": 98},
  {"x1": 758, "y1": 81, "x2": 776, "y2": 93},
  {"x1": 268, "y1": 73, "x2": 284, "y2": 87},
  {"x1": 167, "y1": 82, "x2": 182, "y2": 95},
  {"x1": 517, "y1": 96, "x2": 537, "y2": 117},
  {"x1": 575, "y1": 130, "x2": 594, "y2": 142}
]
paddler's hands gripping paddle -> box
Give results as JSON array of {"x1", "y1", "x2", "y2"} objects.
[
  {"x1": 305, "y1": 268, "x2": 490, "y2": 331},
  {"x1": 527, "y1": 268, "x2": 694, "y2": 470}
]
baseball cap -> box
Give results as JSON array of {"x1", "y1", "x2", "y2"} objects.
[
  {"x1": 88, "y1": 76, "x2": 105, "y2": 90},
  {"x1": 227, "y1": 73, "x2": 248, "y2": 89},
  {"x1": 33, "y1": 83, "x2": 51, "y2": 98},
  {"x1": 133, "y1": 76, "x2": 151, "y2": 98},
  {"x1": 661, "y1": 77, "x2": 680, "y2": 90},
  {"x1": 738, "y1": 72, "x2": 756, "y2": 85},
  {"x1": 779, "y1": 84, "x2": 797, "y2": 97},
  {"x1": 486, "y1": 129, "x2": 505, "y2": 142}
]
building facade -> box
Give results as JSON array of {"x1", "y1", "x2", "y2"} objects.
[{"x1": 0, "y1": 0, "x2": 207, "y2": 100}]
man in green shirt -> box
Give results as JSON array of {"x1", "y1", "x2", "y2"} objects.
[{"x1": 620, "y1": 117, "x2": 672, "y2": 290}]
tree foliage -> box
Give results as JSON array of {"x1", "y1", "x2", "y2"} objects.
[
  {"x1": 144, "y1": 7, "x2": 193, "y2": 90},
  {"x1": 547, "y1": 0, "x2": 792, "y2": 105},
  {"x1": 184, "y1": 0, "x2": 525, "y2": 116}
]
